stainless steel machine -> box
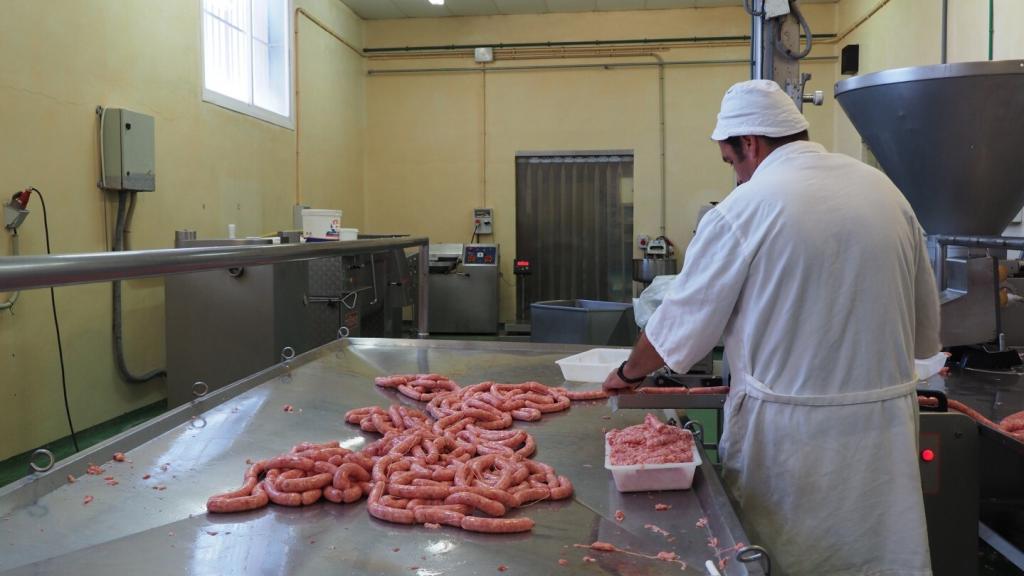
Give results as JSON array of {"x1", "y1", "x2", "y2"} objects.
[
  {"x1": 165, "y1": 233, "x2": 415, "y2": 408},
  {"x1": 836, "y1": 60, "x2": 1024, "y2": 574},
  {"x1": 836, "y1": 61, "x2": 1024, "y2": 353},
  {"x1": 427, "y1": 243, "x2": 499, "y2": 334}
]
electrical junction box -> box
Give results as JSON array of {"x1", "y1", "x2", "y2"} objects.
[
  {"x1": 474, "y1": 47, "x2": 494, "y2": 63},
  {"x1": 474, "y1": 208, "x2": 493, "y2": 234},
  {"x1": 100, "y1": 108, "x2": 156, "y2": 191}
]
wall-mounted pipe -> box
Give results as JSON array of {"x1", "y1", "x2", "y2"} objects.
[
  {"x1": 652, "y1": 53, "x2": 667, "y2": 237},
  {"x1": 941, "y1": 0, "x2": 948, "y2": 64},
  {"x1": 367, "y1": 46, "x2": 674, "y2": 61},
  {"x1": 367, "y1": 56, "x2": 836, "y2": 76},
  {"x1": 989, "y1": 0, "x2": 995, "y2": 61},
  {"x1": 362, "y1": 34, "x2": 836, "y2": 54},
  {"x1": 829, "y1": 0, "x2": 892, "y2": 45},
  {"x1": 0, "y1": 232, "x2": 19, "y2": 311}
]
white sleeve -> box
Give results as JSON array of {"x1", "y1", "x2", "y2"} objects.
[
  {"x1": 644, "y1": 209, "x2": 754, "y2": 373},
  {"x1": 913, "y1": 228, "x2": 942, "y2": 358}
]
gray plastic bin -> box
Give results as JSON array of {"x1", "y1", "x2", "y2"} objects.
[{"x1": 530, "y1": 300, "x2": 638, "y2": 346}]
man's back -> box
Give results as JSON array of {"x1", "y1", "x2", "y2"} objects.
[
  {"x1": 645, "y1": 140, "x2": 939, "y2": 575},
  {"x1": 716, "y1": 140, "x2": 939, "y2": 396}
]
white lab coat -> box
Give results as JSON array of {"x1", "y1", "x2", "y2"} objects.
[{"x1": 645, "y1": 141, "x2": 940, "y2": 576}]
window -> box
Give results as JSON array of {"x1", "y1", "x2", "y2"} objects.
[{"x1": 202, "y1": 0, "x2": 292, "y2": 128}]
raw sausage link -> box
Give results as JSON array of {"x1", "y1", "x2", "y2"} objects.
[
  {"x1": 207, "y1": 482, "x2": 269, "y2": 513},
  {"x1": 414, "y1": 506, "x2": 465, "y2": 527},
  {"x1": 461, "y1": 515, "x2": 534, "y2": 533},
  {"x1": 278, "y1": 472, "x2": 333, "y2": 493}
]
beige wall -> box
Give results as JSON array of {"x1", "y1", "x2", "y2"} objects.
[
  {"x1": 364, "y1": 6, "x2": 838, "y2": 322},
  {"x1": 0, "y1": 0, "x2": 365, "y2": 461}
]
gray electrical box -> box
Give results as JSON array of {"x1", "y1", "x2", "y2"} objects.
[{"x1": 100, "y1": 108, "x2": 155, "y2": 191}]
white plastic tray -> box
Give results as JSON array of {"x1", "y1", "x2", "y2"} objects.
[
  {"x1": 604, "y1": 430, "x2": 701, "y2": 492},
  {"x1": 555, "y1": 348, "x2": 631, "y2": 383}
]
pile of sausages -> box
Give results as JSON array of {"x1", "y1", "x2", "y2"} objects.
[
  {"x1": 348, "y1": 376, "x2": 594, "y2": 533},
  {"x1": 208, "y1": 374, "x2": 601, "y2": 532},
  {"x1": 206, "y1": 441, "x2": 372, "y2": 513}
]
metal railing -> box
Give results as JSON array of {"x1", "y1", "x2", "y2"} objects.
[{"x1": 0, "y1": 236, "x2": 431, "y2": 337}]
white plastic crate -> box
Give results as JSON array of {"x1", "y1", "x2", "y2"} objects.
[
  {"x1": 604, "y1": 430, "x2": 701, "y2": 492},
  {"x1": 555, "y1": 348, "x2": 631, "y2": 383}
]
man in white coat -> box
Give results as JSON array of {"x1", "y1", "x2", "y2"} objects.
[{"x1": 604, "y1": 80, "x2": 940, "y2": 576}]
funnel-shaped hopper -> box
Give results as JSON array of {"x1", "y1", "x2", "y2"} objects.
[{"x1": 835, "y1": 61, "x2": 1024, "y2": 236}]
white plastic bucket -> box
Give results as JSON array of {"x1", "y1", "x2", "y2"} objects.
[{"x1": 302, "y1": 209, "x2": 342, "y2": 240}]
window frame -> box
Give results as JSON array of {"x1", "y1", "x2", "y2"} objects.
[{"x1": 200, "y1": 0, "x2": 295, "y2": 130}]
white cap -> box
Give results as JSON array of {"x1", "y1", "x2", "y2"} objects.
[{"x1": 710, "y1": 80, "x2": 809, "y2": 141}]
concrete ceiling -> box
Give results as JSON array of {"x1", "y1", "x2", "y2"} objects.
[{"x1": 340, "y1": 0, "x2": 836, "y2": 19}]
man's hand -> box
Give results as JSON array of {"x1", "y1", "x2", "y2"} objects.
[
  {"x1": 602, "y1": 369, "x2": 635, "y2": 395},
  {"x1": 601, "y1": 333, "x2": 667, "y2": 395}
]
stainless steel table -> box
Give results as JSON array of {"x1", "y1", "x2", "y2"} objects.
[{"x1": 0, "y1": 339, "x2": 764, "y2": 575}]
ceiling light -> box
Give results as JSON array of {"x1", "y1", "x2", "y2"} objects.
[{"x1": 428, "y1": 0, "x2": 444, "y2": 5}]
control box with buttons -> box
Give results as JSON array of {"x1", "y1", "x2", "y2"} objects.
[
  {"x1": 513, "y1": 258, "x2": 531, "y2": 275},
  {"x1": 464, "y1": 244, "x2": 497, "y2": 265},
  {"x1": 473, "y1": 208, "x2": 493, "y2": 235}
]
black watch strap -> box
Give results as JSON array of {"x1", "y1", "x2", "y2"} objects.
[{"x1": 617, "y1": 361, "x2": 646, "y2": 385}]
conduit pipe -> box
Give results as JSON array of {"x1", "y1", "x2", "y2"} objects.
[
  {"x1": 652, "y1": 53, "x2": 667, "y2": 237},
  {"x1": 367, "y1": 56, "x2": 837, "y2": 76},
  {"x1": 362, "y1": 34, "x2": 835, "y2": 54},
  {"x1": 0, "y1": 233, "x2": 19, "y2": 311}
]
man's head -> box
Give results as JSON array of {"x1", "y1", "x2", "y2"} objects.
[{"x1": 711, "y1": 80, "x2": 810, "y2": 185}]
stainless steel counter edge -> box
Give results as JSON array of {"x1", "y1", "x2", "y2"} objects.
[
  {"x1": 0, "y1": 340, "x2": 319, "y2": 513},
  {"x1": 0, "y1": 236, "x2": 429, "y2": 292}
]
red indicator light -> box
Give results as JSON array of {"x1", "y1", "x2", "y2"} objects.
[
  {"x1": 921, "y1": 449, "x2": 935, "y2": 462},
  {"x1": 516, "y1": 260, "x2": 530, "y2": 267}
]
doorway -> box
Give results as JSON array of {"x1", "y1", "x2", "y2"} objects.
[{"x1": 515, "y1": 151, "x2": 634, "y2": 322}]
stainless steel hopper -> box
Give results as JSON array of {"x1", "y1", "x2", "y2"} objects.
[{"x1": 835, "y1": 60, "x2": 1024, "y2": 237}]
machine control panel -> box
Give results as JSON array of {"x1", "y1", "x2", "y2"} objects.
[
  {"x1": 513, "y1": 258, "x2": 531, "y2": 275},
  {"x1": 464, "y1": 244, "x2": 498, "y2": 266}
]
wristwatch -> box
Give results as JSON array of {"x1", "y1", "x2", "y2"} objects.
[{"x1": 617, "y1": 361, "x2": 646, "y2": 387}]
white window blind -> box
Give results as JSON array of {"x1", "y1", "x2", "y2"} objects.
[{"x1": 202, "y1": 0, "x2": 291, "y2": 127}]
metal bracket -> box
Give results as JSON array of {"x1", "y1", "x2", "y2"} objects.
[
  {"x1": 29, "y1": 449, "x2": 55, "y2": 474},
  {"x1": 281, "y1": 346, "x2": 296, "y2": 362},
  {"x1": 191, "y1": 381, "x2": 209, "y2": 398},
  {"x1": 737, "y1": 545, "x2": 772, "y2": 575},
  {"x1": 684, "y1": 419, "x2": 705, "y2": 443}
]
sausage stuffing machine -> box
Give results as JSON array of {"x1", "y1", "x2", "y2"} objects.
[{"x1": 835, "y1": 59, "x2": 1024, "y2": 573}]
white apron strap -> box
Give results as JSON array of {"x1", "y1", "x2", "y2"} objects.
[{"x1": 740, "y1": 372, "x2": 918, "y2": 407}]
